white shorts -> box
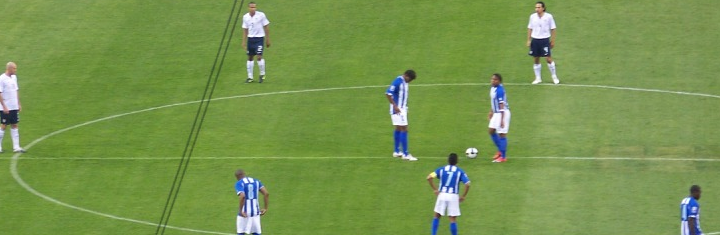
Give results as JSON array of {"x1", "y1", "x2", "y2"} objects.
[
  {"x1": 434, "y1": 193, "x2": 461, "y2": 216},
  {"x1": 488, "y1": 110, "x2": 511, "y2": 134},
  {"x1": 237, "y1": 215, "x2": 262, "y2": 234},
  {"x1": 391, "y1": 109, "x2": 408, "y2": 126}
]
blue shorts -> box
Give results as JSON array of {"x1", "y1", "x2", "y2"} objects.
[
  {"x1": 247, "y1": 37, "x2": 265, "y2": 56},
  {"x1": 1, "y1": 110, "x2": 19, "y2": 125},
  {"x1": 528, "y1": 38, "x2": 551, "y2": 57}
]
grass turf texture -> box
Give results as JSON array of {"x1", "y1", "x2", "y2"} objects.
[{"x1": 0, "y1": 0, "x2": 719, "y2": 234}]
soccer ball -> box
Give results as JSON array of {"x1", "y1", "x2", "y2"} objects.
[{"x1": 465, "y1": 148, "x2": 479, "y2": 159}]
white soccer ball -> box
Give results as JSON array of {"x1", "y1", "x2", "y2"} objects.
[{"x1": 465, "y1": 148, "x2": 479, "y2": 159}]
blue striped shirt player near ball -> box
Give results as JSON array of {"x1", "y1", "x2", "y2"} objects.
[
  {"x1": 385, "y1": 69, "x2": 417, "y2": 161},
  {"x1": 488, "y1": 73, "x2": 510, "y2": 163},
  {"x1": 427, "y1": 153, "x2": 470, "y2": 235},
  {"x1": 680, "y1": 185, "x2": 703, "y2": 235},
  {"x1": 235, "y1": 169, "x2": 269, "y2": 235}
]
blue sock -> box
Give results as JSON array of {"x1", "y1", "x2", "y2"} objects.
[
  {"x1": 490, "y1": 133, "x2": 501, "y2": 150},
  {"x1": 431, "y1": 218, "x2": 439, "y2": 235},
  {"x1": 400, "y1": 131, "x2": 409, "y2": 155},
  {"x1": 450, "y1": 222, "x2": 458, "y2": 235},
  {"x1": 394, "y1": 130, "x2": 401, "y2": 153},
  {"x1": 499, "y1": 136, "x2": 507, "y2": 158}
]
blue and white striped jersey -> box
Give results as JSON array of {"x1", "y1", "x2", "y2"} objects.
[
  {"x1": 434, "y1": 165, "x2": 470, "y2": 194},
  {"x1": 386, "y1": 76, "x2": 409, "y2": 114},
  {"x1": 680, "y1": 196, "x2": 702, "y2": 235},
  {"x1": 490, "y1": 84, "x2": 509, "y2": 113},
  {"x1": 235, "y1": 177, "x2": 265, "y2": 217}
]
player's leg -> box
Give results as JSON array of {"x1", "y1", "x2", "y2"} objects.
[
  {"x1": 448, "y1": 216, "x2": 458, "y2": 235},
  {"x1": 250, "y1": 216, "x2": 262, "y2": 235},
  {"x1": 546, "y1": 56, "x2": 559, "y2": 84},
  {"x1": 488, "y1": 113, "x2": 502, "y2": 160},
  {"x1": 530, "y1": 39, "x2": 542, "y2": 84},
  {"x1": 431, "y1": 213, "x2": 441, "y2": 235},
  {"x1": 393, "y1": 125, "x2": 402, "y2": 157},
  {"x1": 497, "y1": 111, "x2": 510, "y2": 161},
  {"x1": 0, "y1": 121, "x2": 6, "y2": 153},
  {"x1": 396, "y1": 111, "x2": 416, "y2": 160},
  {"x1": 246, "y1": 38, "x2": 257, "y2": 83},
  {"x1": 432, "y1": 196, "x2": 447, "y2": 235},
  {"x1": 11, "y1": 124, "x2": 22, "y2": 153},
  {"x1": 447, "y1": 194, "x2": 460, "y2": 235},
  {"x1": 237, "y1": 215, "x2": 247, "y2": 235},
  {"x1": 257, "y1": 52, "x2": 266, "y2": 83}
]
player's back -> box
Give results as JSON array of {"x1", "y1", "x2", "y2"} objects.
[
  {"x1": 236, "y1": 177, "x2": 264, "y2": 216},
  {"x1": 435, "y1": 165, "x2": 469, "y2": 194},
  {"x1": 680, "y1": 196, "x2": 702, "y2": 235}
]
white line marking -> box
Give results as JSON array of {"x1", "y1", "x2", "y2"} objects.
[
  {"x1": 9, "y1": 83, "x2": 720, "y2": 233},
  {"x1": 5, "y1": 156, "x2": 720, "y2": 161}
]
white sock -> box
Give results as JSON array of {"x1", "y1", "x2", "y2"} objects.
[
  {"x1": 548, "y1": 62, "x2": 557, "y2": 77},
  {"x1": 11, "y1": 128, "x2": 19, "y2": 150},
  {"x1": 258, "y1": 59, "x2": 265, "y2": 76},
  {"x1": 246, "y1": 61, "x2": 254, "y2": 79},
  {"x1": 0, "y1": 129, "x2": 4, "y2": 150},
  {"x1": 533, "y1": 64, "x2": 542, "y2": 79}
]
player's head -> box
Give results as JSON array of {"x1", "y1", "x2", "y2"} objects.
[
  {"x1": 403, "y1": 69, "x2": 417, "y2": 83},
  {"x1": 6, "y1": 62, "x2": 16, "y2": 75},
  {"x1": 690, "y1": 185, "x2": 701, "y2": 200},
  {"x1": 248, "y1": 2, "x2": 257, "y2": 14},
  {"x1": 535, "y1": 1, "x2": 546, "y2": 13},
  {"x1": 235, "y1": 169, "x2": 246, "y2": 180},
  {"x1": 491, "y1": 73, "x2": 502, "y2": 87},
  {"x1": 448, "y1": 153, "x2": 459, "y2": 165}
]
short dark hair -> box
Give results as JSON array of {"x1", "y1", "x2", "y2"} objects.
[
  {"x1": 536, "y1": 1, "x2": 546, "y2": 11},
  {"x1": 404, "y1": 69, "x2": 416, "y2": 80},
  {"x1": 493, "y1": 73, "x2": 503, "y2": 82},
  {"x1": 690, "y1": 185, "x2": 701, "y2": 193},
  {"x1": 448, "y1": 153, "x2": 458, "y2": 165},
  {"x1": 249, "y1": 2, "x2": 256, "y2": 5}
]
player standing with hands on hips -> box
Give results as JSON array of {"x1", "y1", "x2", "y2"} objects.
[
  {"x1": 242, "y1": 2, "x2": 271, "y2": 84},
  {"x1": 488, "y1": 73, "x2": 510, "y2": 163},
  {"x1": 0, "y1": 62, "x2": 25, "y2": 153},
  {"x1": 427, "y1": 153, "x2": 470, "y2": 235},
  {"x1": 235, "y1": 169, "x2": 269, "y2": 235},
  {"x1": 528, "y1": 1, "x2": 560, "y2": 85}
]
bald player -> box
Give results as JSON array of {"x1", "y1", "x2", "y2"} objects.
[{"x1": 0, "y1": 62, "x2": 25, "y2": 153}]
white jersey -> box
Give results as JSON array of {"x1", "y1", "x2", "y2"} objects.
[
  {"x1": 242, "y1": 11, "x2": 270, "y2": 37},
  {"x1": 0, "y1": 73, "x2": 20, "y2": 110},
  {"x1": 528, "y1": 12, "x2": 556, "y2": 39}
]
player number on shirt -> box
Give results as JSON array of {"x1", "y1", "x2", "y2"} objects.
[
  {"x1": 247, "y1": 184, "x2": 255, "y2": 199},
  {"x1": 444, "y1": 172, "x2": 454, "y2": 187}
]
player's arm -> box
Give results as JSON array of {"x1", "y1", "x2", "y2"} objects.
[
  {"x1": 242, "y1": 28, "x2": 249, "y2": 50},
  {"x1": 386, "y1": 93, "x2": 400, "y2": 114},
  {"x1": 550, "y1": 28, "x2": 556, "y2": 49},
  {"x1": 426, "y1": 172, "x2": 438, "y2": 195},
  {"x1": 16, "y1": 90, "x2": 20, "y2": 112},
  {"x1": 259, "y1": 187, "x2": 269, "y2": 215},
  {"x1": 526, "y1": 28, "x2": 532, "y2": 47},
  {"x1": 498, "y1": 102, "x2": 505, "y2": 128},
  {"x1": 460, "y1": 182, "x2": 470, "y2": 202},
  {"x1": 238, "y1": 192, "x2": 247, "y2": 217},
  {"x1": 688, "y1": 217, "x2": 697, "y2": 234},
  {"x1": 263, "y1": 24, "x2": 271, "y2": 48},
  {"x1": 0, "y1": 92, "x2": 7, "y2": 114}
]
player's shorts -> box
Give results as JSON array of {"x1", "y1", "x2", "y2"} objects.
[
  {"x1": 247, "y1": 37, "x2": 265, "y2": 56},
  {"x1": 434, "y1": 193, "x2": 461, "y2": 216},
  {"x1": 1, "y1": 110, "x2": 20, "y2": 125},
  {"x1": 237, "y1": 215, "x2": 262, "y2": 234},
  {"x1": 528, "y1": 38, "x2": 551, "y2": 57},
  {"x1": 488, "y1": 110, "x2": 511, "y2": 134},
  {"x1": 390, "y1": 109, "x2": 408, "y2": 126}
]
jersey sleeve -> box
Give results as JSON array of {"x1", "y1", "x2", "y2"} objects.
[
  {"x1": 262, "y1": 14, "x2": 270, "y2": 26},
  {"x1": 528, "y1": 15, "x2": 533, "y2": 29},
  {"x1": 460, "y1": 170, "x2": 470, "y2": 184},
  {"x1": 235, "y1": 182, "x2": 244, "y2": 196},
  {"x1": 549, "y1": 15, "x2": 557, "y2": 29},
  {"x1": 241, "y1": 16, "x2": 249, "y2": 29},
  {"x1": 258, "y1": 180, "x2": 265, "y2": 189},
  {"x1": 688, "y1": 201, "x2": 699, "y2": 217},
  {"x1": 496, "y1": 87, "x2": 506, "y2": 103},
  {"x1": 386, "y1": 79, "x2": 400, "y2": 95}
]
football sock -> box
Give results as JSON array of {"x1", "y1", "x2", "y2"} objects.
[
  {"x1": 499, "y1": 136, "x2": 507, "y2": 159},
  {"x1": 11, "y1": 128, "x2": 19, "y2": 150},
  {"x1": 533, "y1": 63, "x2": 542, "y2": 79},
  {"x1": 246, "y1": 61, "x2": 254, "y2": 79},
  {"x1": 450, "y1": 222, "x2": 458, "y2": 235},
  {"x1": 431, "y1": 218, "x2": 439, "y2": 235},
  {"x1": 0, "y1": 129, "x2": 4, "y2": 147},
  {"x1": 258, "y1": 59, "x2": 265, "y2": 76},
  {"x1": 400, "y1": 131, "x2": 408, "y2": 155},
  {"x1": 548, "y1": 62, "x2": 557, "y2": 77},
  {"x1": 490, "y1": 133, "x2": 501, "y2": 150},
  {"x1": 393, "y1": 130, "x2": 401, "y2": 153}
]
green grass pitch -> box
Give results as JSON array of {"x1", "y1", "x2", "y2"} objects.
[{"x1": 0, "y1": 0, "x2": 718, "y2": 234}]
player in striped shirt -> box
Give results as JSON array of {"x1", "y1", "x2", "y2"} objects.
[
  {"x1": 386, "y1": 69, "x2": 417, "y2": 161},
  {"x1": 680, "y1": 185, "x2": 703, "y2": 235},
  {"x1": 488, "y1": 73, "x2": 511, "y2": 163},
  {"x1": 427, "y1": 153, "x2": 471, "y2": 235},
  {"x1": 235, "y1": 169, "x2": 269, "y2": 235}
]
